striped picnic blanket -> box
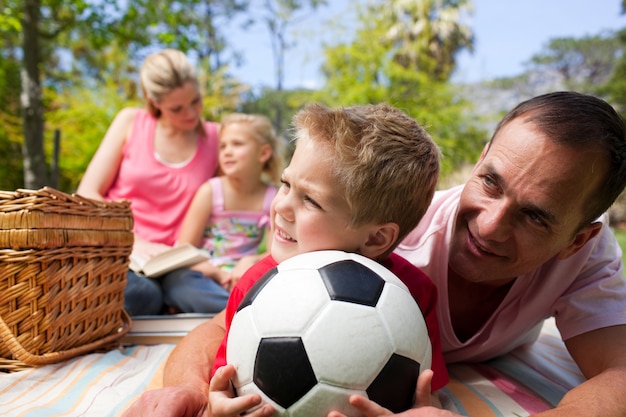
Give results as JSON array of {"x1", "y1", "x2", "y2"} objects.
[
  {"x1": 0, "y1": 345, "x2": 172, "y2": 417},
  {"x1": 0, "y1": 318, "x2": 584, "y2": 417},
  {"x1": 441, "y1": 319, "x2": 585, "y2": 416}
]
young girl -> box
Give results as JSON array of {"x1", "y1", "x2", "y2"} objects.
[{"x1": 163, "y1": 113, "x2": 282, "y2": 313}]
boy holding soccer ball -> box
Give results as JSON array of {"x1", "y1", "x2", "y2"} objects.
[{"x1": 209, "y1": 103, "x2": 447, "y2": 417}]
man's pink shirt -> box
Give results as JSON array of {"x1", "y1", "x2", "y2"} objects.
[{"x1": 395, "y1": 185, "x2": 626, "y2": 363}]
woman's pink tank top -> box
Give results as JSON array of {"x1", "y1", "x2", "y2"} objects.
[{"x1": 106, "y1": 109, "x2": 218, "y2": 246}]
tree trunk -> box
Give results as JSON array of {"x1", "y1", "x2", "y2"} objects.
[{"x1": 21, "y1": 0, "x2": 49, "y2": 189}]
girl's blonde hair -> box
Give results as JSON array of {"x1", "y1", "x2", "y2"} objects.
[{"x1": 220, "y1": 113, "x2": 283, "y2": 185}]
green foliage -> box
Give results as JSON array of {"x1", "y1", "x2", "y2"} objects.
[
  {"x1": 528, "y1": 33, "x2": 622, "y2": 94},
  {"x1": 254, "y1": 0, "x2": 329, "y2": 134},
  {"x1": 318, "y1": 18, "x2": 389, "y2": 105},
  {"x1": 6, "y1": 0, "x2": 624, "y2": 194},
  {"x1": 0, "y1": 6, "x2": 21, "y2": 34},
  {"x1": 0, "y1": 51, "x2": 23, "y2": 190},
  {"x1": 377, "y1": 0, "x2": 474, "y2": 82},
  {"x1": 0, "y1": 122, "x2": 23, "y2": 191},
  {"x1": 109, "y1": 0, "x2": 248, "y2": 64},
  {"x1": 45, "y1": 78, "x2": 139, "y2": 193},
  {"x1": 3, "y1": 0, "x2": 252, "y2": 189},
  {"x1": 200, "y1": 64, "x2": 250, "y2": 122},
  {"x1": 239, "y1": 87, "x2": 317, "y2": 163},
  {"x1": 601, "y1": 27, "x2": 626, "y2": 116},
  {"x1": 318, "y1": 0, "x2": 484, "y2": 178},
  {"x1": 526, "y1": 6, "x2": 625, "y2": 116}
]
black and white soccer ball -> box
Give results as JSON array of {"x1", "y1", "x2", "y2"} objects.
[{"x1": 226, "y1": 250, "x2": 432, "y2": 417}]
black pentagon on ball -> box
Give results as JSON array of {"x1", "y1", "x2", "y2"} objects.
[
  {"x1": 237, "y1": 267, "x2": 279, "y2": 312},
  {"x1": 253, "y1": 337, "x2": 318, "y2": 408},
  {"x1": 366, "y1": 353, "x2": 421, "y2": 413},
  {"x1": 319, "y1": 260, "x2": 385, "y2": 307}
]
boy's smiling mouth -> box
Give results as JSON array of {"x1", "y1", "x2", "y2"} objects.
[{"x1": 277, "y1": 227, "x2": 296, "y2": 242}]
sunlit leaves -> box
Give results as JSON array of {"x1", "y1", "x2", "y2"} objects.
[{"x1": 319, "y1": 0, "x2": 484, "y2": 178}]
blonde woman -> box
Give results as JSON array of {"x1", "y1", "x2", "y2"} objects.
[{"x1": 77, "y1": 49, "x2": 219, "y2": 316}]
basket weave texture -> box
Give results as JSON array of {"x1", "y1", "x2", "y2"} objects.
[{"x1": 0, "y1": 187, "x2": 133, "y2": 370}]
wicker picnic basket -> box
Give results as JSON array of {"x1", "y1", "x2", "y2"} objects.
[{"x1": 0, "y1": 187, "x2": 133, "y2": 371}]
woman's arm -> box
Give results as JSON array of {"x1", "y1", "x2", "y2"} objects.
[
  {"x1": 178, "y1": 181, "x2": 215, "y2": 247},
  {"x1": 76, "y1": 107, "x2": 137, "y2": 200}
]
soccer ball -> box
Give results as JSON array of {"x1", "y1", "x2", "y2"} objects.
[{"x1": 226, "y1": 250, "x2": 432, "y2": 417}]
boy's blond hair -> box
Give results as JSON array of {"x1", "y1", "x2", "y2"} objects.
[
  {"x1": 220, "y1": 113, "x2": 283, "y2": 185},
  {"x1": 293, "y1": 103, "x2": 440, "y2": 252}
]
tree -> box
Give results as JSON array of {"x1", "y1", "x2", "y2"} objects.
[
  {"x1": 0, "y1": 54, "x2": 23, "y2": 191},
  {"x1": 382, "y1": 0, "x2": 474, "y2": 81},
  {"x1": 601, "y1": 0, "x2": 626, "y2": 115},
  {"x1": 319, "y1": 0, "x2": 484, "y2": 177},
  {"x1": 12, "y1": 0, "x2": 145, "y2": 188},
  {"x1": 0, "y1": 10, "x2": 23, "y2": 190},
  {"x1": 240, "y1": 87, "x2": 316, "y2": 160},
  {"x1": 528, "y1": 33, "x2": 622, "y2": 94},
  {"x1": 20, "y1": 0, "x2": 48, "y2": 188},
  {"x1": 3, "y1": 0, "x2": 249, "y2": 189},
  {"x1": 5, "y1": 0, "x2": 134, "y2": 188},
  {"x1": 248, "y1": 0, "x2": 327, "y2": 135}
]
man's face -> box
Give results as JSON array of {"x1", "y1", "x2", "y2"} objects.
[{"x1": 450, "y1": 118, "x2": 607, "y2": 286}]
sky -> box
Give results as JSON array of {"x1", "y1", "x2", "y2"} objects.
[{"x1": 225, "y1": 0, "x2": 626, "y2": 89}]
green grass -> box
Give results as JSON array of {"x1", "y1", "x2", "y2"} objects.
[{"x1": 613, "y1": 228, "x2": 626, "y2": 264}]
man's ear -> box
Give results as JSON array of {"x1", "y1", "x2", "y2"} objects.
[
  {"x1": 557, "y1": 222, "x2": 603, "y2": 260},
  {"x1": 361, "y1": 223, "x2": 400, "y2": 259}
]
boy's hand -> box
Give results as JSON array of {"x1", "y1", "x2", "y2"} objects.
[
  {"x1": 209, "y1": 364, "x2": 275, "y2": 417},
  {"x1": 414, "y1": 369, "x2": 436, "y2": 408},
  {"x1": 327, "y1": 370, "x2": 436, "y2": 417}
]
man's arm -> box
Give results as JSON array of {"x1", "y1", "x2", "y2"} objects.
[
  {"x1": 122, "y1": 311, "x2": 226, "y2": 417},
  {"x1": 164, "y1": 310, "x2": 227, "y2": 391},
  {"x1": 538, "y1": 324, "x2": 626, "y2": 417},
  {"x1": 336, "y1": 325, "x2": 626, "y2": 417}
]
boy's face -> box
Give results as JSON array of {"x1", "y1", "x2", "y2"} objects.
[{"x1": 270, "y1": 135, "x2": 374, "y2": 264}]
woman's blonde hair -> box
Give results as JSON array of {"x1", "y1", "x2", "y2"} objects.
[
  {"x1": 220, "y1": 113, "x2": 283, "y2": 185},
  {"x1": 139, "y1": 49, "x2": 199, "y2": 119}
]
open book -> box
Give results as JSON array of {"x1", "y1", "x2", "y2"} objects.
[{"x1": 129, "y1": 243, "x2": 210, "y2": 278}]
